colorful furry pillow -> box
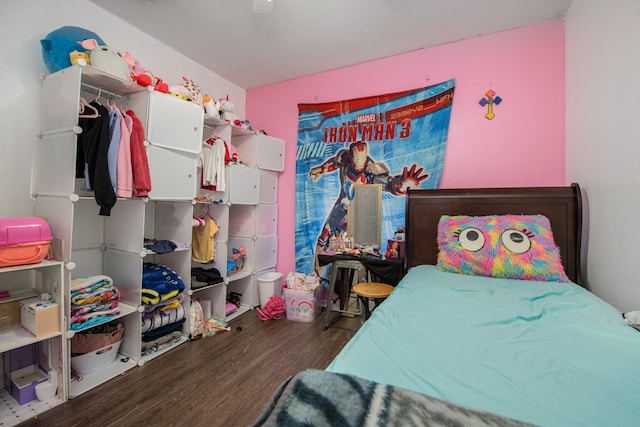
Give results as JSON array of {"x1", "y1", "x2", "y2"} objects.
[{"x1": 437, "y1": 214, "x2": 569, "y2": 282}]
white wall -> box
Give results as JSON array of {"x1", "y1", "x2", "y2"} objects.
[
  {"x1": 0, "y1": 0, "x2": 244, "y2": 218},
  {"x1": 566, "y1": 0, "x2": 640, "y2": 311}
]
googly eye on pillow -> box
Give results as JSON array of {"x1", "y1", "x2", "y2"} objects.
[{"x1": 436, "y1": 214, "x2": 569, "y2": 282}]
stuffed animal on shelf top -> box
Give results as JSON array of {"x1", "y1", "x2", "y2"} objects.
[
  {"x1": 41, "y1": 26, "x2": 105, "y2": 73},
  {"x1": 122, "y1": 52, "x2": 169, "y2": 92},
  {"x1": 203, "y1": 95, "x2": 220, "y2": 119},
  {"x1": 169, "y1": 77, "x2": 204, "y2": 106},
  {"x1": 78, "y1": 39, "x2": 130, "y2": 81},
  {"x1": 219, "y1": 96, "x2": 241, "y2": 125}
]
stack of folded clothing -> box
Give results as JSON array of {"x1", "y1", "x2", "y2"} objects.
[
  {"x1": 191, "y1": 266, "x2": 223, "y2": 290},
  {"x1": 141, "y1": 262, "x2": 186, "y2": 355},
  {"x1": 70, "y1": 275, "x2": 121, "y2": 331}
]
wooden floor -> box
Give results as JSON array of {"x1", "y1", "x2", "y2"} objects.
[{"x1": 17, "y1": 308, "x2": 361, "y2": 427}]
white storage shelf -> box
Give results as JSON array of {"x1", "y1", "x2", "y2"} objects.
[
  {"x1": 34, "y1": 64, "x2": 285, "y2": 412},
  {"x1": 226, "y1": 274, "x2": 255, "y2": 321},
  {"x1": 227, "y1": 236, "x2": 277, "y2": 275},
  {"x1": 36, "y1": 64, "x2": 197, "y2": 402},
  {"x1": 128, "y1": 91, "x2": 204, "y2": 201},
  {"x1": 229, "y1": 204, "x2": 277, "y2": 237},
  {"x1": 194, "y1": 128, "x2": 283, "y2": 320},
  {"x1": 259, "y1": 170, "x2": 278, "y2": 204},
  {"x1": 0, "y1": 260, "x2": 67, "y2": 422},
  {"x1": 199, "y1": 165, "x2": 259, "y2": 206},
  {"x1": 233, "y1": 133, "x2": 285, "y2": 172},
  {"x1": 227, "y1": 165, "x2": 259, "y2": 204},
  {"x1": 0, "y1": 261, "x2": 65, "y2": 353},
  {"x1": 190, "y1": 281, "x2": 226, "y2": 321}
]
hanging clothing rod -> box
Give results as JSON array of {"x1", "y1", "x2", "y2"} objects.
[{"x1": 80, "y1": 82, "x2": 127, "y2": 100}]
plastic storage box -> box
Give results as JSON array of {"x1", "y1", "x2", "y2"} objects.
[
  {"x1": 20, "y1": 298, "x2": 60, "y2": 337},
  {"x1": 70, "y1": 323, "x2": 124, "y2": 375},
  {"x1": 71, "y1": 341, "x2": 122, "y2": 375},
  {"x1": 10, "y1": 365, "x2": 47, "y2": 405},
  {"x1": 0, "y1": 217, "x2": 52, "y2": 267},
  {"x1": 283, "y1": 286, "x2": 321, "y2": 322}
]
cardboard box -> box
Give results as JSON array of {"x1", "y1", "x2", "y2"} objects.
[
  {"x1": 0, "y1": 290, "x2": 38, "y2": 328},
  {"x1": 0, "y1": 299, "x2": 21, "y2": 328},
  {"x1": 20, "y1": 298, "x2": 60, "y2": 337}
]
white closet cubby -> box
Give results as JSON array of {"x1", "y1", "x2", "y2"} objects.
[
  {"x1": 33, "y1": 64, "x2": 285, "y2": 408},
  {"x1": 195, "y1": 119, "x2": 284, "y2": 318},
  {"x1": 35, "y1": 65, "x2": 198, "y2": 399},
  {"x1": 127, "y1": 91, "x2": 204, "y2": 200}
]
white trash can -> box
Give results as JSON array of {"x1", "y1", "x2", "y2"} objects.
[{"x1": 257, "y1": 272, "x2": 283, "y2": 307}]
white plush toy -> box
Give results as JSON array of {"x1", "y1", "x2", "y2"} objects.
[
  {"x1": 203, "y1": 95, "x2": 220, "y2": 119},
  {"x1": 219, "y1": 96, "x2": 241, "y2": 125},
  {"x1": 78, "y1": 39, "x2": 131, "y2": 81}
]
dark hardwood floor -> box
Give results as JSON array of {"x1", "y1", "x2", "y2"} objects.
[{"x1": 18, "y1": 309, "x2": 361, "y2": 427}]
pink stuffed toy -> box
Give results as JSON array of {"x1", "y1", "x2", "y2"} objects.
[{"x1": 256, "y1": 295, "x2": 286, "y2": 320}]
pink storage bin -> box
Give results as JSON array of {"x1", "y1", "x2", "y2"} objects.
[
  {"x1": 0, "y1": 217, "x2": 52, "y2": 268},
  {"x1": 283, "y1": 286, "x2": 321, "y2": 322}
]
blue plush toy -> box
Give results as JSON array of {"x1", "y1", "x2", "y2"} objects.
[{"x1": 40, "y1": 26, "x2": 106, "y2": 73}]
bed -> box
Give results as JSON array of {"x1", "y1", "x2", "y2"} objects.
[{"x1": 254, "y1": 184, "x2": 640, "y2": 427}]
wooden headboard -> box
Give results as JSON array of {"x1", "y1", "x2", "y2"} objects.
[{"x1": 405, "y1": 183, "x2": 583, "y2": 285}]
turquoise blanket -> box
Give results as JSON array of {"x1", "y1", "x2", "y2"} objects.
[{"x1": 327, "y1": 265, "x2": 640, "y2": 426}]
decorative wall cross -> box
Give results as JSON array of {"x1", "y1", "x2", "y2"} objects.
[{"x1": 479, "y1": 90, "x2": 502, "y2": 120}]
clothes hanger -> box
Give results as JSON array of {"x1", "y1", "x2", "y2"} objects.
[
  {"x1": 78, "y1": 97, "x2": 99, "y2": 118},
  {"x1": 93, "y1": 87, "x2": 103, "y2": 105}
]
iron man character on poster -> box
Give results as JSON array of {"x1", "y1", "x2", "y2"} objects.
[{"x1": 308, "y1": 140, "x2": 428, "y2": 259}]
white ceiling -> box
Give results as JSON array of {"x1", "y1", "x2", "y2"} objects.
[{"x1": 89, "y1": 0, "x2": 573, "y2": 89}]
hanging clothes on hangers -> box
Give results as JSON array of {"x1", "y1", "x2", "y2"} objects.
[
  {"x1": 126, "y1": 109, "x2": 152, "y2": 197},
  {"x1": 199, "y1": 136, "x2": 227, "y2": 191},
  {"x1": 78, "y1": 97, "x2": 99, "y2": 118},
  {"x1": 116, "y1": 104, "x2": 134, "y2": 198},
  {"x1": 192, "y1": 206, "x2": 219, "y2": 263},
  {"x1": 107, "y1": 103, "x2": 122, "y2": 193},
  {"x1": 76, "y1": 94, "x2": 117, "y2": 216}
]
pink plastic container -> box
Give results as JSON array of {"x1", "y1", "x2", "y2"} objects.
[{"x1": 0, "y1": 217, "x2": 52, "y2": 268}]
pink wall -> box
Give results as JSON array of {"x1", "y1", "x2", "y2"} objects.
[{"x1": 246, "y1": 21, "x2": 566, "y2": 276}]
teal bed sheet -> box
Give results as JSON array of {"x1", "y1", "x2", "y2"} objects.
[{"x1": 327, "y1": 265, "x2": 640, "y2": 426}]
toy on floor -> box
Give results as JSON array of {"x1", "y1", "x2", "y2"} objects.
[{"x1": 205, "y1": 318, "x2": 230, "y2": 336}]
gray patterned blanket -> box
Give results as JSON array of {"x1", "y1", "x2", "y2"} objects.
[{"x1": 252, "y1": 369, "x2": 533, "y2": 427}]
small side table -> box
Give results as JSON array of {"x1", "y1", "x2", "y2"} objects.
[
  {"x1": 317, "y1": 253, "x2": 405, "y2": 286},
  {"x1": 322, "y1": 259, "x2": 368, "y2": 330}
]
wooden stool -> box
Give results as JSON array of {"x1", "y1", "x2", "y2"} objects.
[{"x1": 353, "y1": 282, "x2": 394, "y2": 320}]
